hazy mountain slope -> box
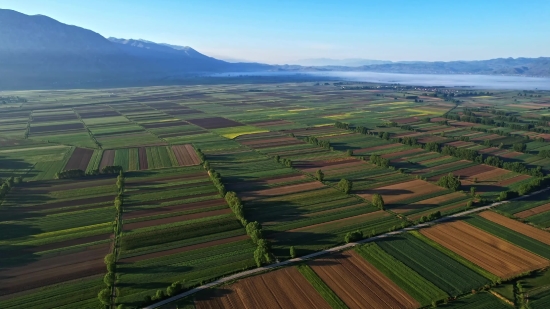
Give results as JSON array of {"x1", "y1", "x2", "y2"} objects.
[
  {"x1": 352, "y1": 57, "x2": 550, "y2": 76},
  {"x1": 0, "y1": 9, "x2": 156, "y2": 87},
  {"x1": 108, "y1": 38, "x2": 272, "y2": 73}
]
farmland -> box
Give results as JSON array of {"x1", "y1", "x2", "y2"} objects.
[{"x1": 1, "y1": 82, "x2": 550, "y2": 308}]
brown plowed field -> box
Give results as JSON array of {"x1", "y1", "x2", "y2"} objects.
[
  {"x1": 64, "y1": 147, "x2": 94, "y2": 171},
  {"x1": 420, "y1": 221, "x2": 549, "y2": 279},
  {"x1": 240, "y1": 181, "x2": 325, "y2": 201},
  {"x1": 99, "y1": 150, "x2": 115, "y2": 169},
  {"x1": 381, "y1": 148, "x2": 424, "y2": 159},
  {"x1": 412, "y1": 160, "x2": 468, "y2": 175},
  {"x1": 172, "y1": 144, "x2": 201, "y2": 166},
  {"x1": 391, "y1": 192, "x2": 465, "y2": 214},
  {"x1": 124, "y1": 198, "x2": 227, "y2": 219},
  {"x1": 21, "y1": 177, "x2": 115, "y2": 192},
  {"x1": 451, "y1": 164, "x2": 497, "y2": 177},
  {"x1": 469, "y1": 168, "x2": 510, "y2": 182},
  {"x1": 301, "y1": 160, "x2": 366, "y2": 174},
  {"x1": 123, "y1": 208, "x2": 231, "y2": 231},
  {"x1": 479, "y1": 211, "x2": 550, "y2": 245},
  {"x1": 287, "y1": 210, "x2": 388, "y2": 233},
  {"x1": 120, "y1": 235, "x2": 249, "y2": 263},
  {"x1": 187, "y1": 117, "x2": 244, "y2": 129},
  {"x1": 446, "y1": 141, "x2": 473, "y2": 147},
  {"x1": 497, "y1": 174, "x2": 531, "y2": 187},
  {"x1": 29, "y1": 122, "x2": 84, "y2": 133},
  {"x1": 392, "y1": 117, "x2": 418, "y2": 124},
  {"x1": 195, "y1": 267, "x2": 331, "y2": 309},
  {"x1": 310, "y1": 251, "x2": 419, "y2": 309},
  {"x1": 500, "y1": 151, "x2": 523, "y2": 159},
  {"x1": 357, "y1": 179, "x2": 444, "y2": 205},
  {"x1": 138, "y1": 147, "x2": 148, "y2": 170},
  {"x1": 516, "y1": 203, "x2": 550, "y2": 219},
  {"x1": 0, "y1": 245, "x2": 109, "y2": 296}
]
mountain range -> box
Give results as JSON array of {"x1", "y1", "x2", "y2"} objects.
[{"x1": 0, "y1": 8, "x2": 549, "y2": 89}]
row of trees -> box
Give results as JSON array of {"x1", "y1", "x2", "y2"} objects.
[
  {"x1": 99, "y1": 172, "x2": 125, "y2": 308},
  {"x1": 302, "y1": 135, "x2": 331, "y2": 149},
  {"x1": 55, "y1": 166, "x2": 124, "y2": 179},
  {"x1": 274, "y1": 155, "x2": 293, "y2": 167},
  {"x1": 0, "y1": 176, "x2": 21, "y2": 200},
  {"x1": 203, "y1": 154, "x2": 274, "y2": 268}
]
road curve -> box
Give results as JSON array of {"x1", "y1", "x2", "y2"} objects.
[{"x1": 143, "y1": 186, "x2": 550, "y2": 309}]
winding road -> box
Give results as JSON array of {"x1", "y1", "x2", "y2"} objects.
[{"x1": 143, "y1": 187, "x2": 549, "y2": 309}]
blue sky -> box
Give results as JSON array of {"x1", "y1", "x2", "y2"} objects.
[{"x1": 3, "y1": 0, "x2": 550, "y2": 64}]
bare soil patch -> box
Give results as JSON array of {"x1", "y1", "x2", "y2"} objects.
[
  {"x1": 64, "y1": 147, "x2": 94, "y2": 171},
  {"x1": 420, "y1": 221, "x2": 549, "y2": 279},
  {"x1": 195, "y1": 267, "x2": 331, "y2": 309},
  {"x1": 0, "y1": 245, "x2": 109, "y2": 296},
  {"x1": 240, "y1": 181, "x2": 325, "y2": 201},
  {"x1": 497, "y1": 174, "x2": 531, "y2": 187},
  {"x1": 138, "y1": 147, "x2": 148, "y2": 170},
  {"x1": 515, "y1": 203, "x2": 550, "y2": 219},
  {"x1": 357, "y1": 179, "x2": 445, "y2": 205},
  {"x1": 99, "y1": 150, "x2": 115, "y2": 170},
  {"x1": 187, "y1": 117, "x2": 244, "y2": 129},
  {"x1": 479, "y1": 211, "x2": 550, "y2": 245},
  {"x1": 309, "y1": 251, "x2": 419, "y2": 309},
  {"x1": 172, "y1": 144, "x2": 201, "y2": 166},
  {"x1": 391, "y1": 192, "x2": 465, "y2": 214}
]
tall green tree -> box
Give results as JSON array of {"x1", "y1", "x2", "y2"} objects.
[
  {"x1": 338, "y1": 178, "x2": 352, "y2": 194},
  {"x1": 316, "y1": 169, "x2": 324, "y2": 182},
  {"x1": 372, "y1": 193, "x2": 385, "y2": 210}
]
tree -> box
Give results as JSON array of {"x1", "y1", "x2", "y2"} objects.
[
  {"x1": 513, "y1": 143, "x2": 527, "y2": 152},
  {"x1": 470, "y1": 186, "x2": 476, "y2": 197},
  {"x1": 371, "y1": 193, "x2": 385, "y2": 210},
  {"x1": 104, "y1": 272, "x2": 115, "y2": 286},
  {"x1": 316, "y1": 169, "x2": 324, "y2": 182},
  {"x1": 436, "y1": 173, "x2": 461, "y2": 191},
  {"x1": 246, "y1": 221, "x2": 263, "y2": 244},
  {"x1": 346, "y1": 149, "x2": 353, "y2": 156},
  {"x1": 97, "y1": 288, "x2": 111, "y2": 305},
  {"x1": 166, "y1": 281, "x2": 183, "y2": 296},
  {"x1": 338, "y1": 178, "x2": 352, "y2": 194},
  {"x1": 254, "y1": 239, "x2": 271, "y2": 267},
  {"x1": 290, "y1": 246, "x2": 296, "y2": 258},
  {"x1": 104, "y1": 253, "x2": 115, "y2": 265},
  {"x1": 344, "y1": 230, "x2": 363, "y2": 243}
]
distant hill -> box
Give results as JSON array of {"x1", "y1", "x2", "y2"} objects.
[
  {"x1": 0, "y1": 9, "x2": 157, "y2": 88},
  {"x1": 295, "y1": 58, "x2": 393, "y2": 67},
  {"x1": 0, "y1": 8, "x2": 548, "y2": 90},
  {"x1": 349, "y1": 57, "x2": 550, "y2": 76}
]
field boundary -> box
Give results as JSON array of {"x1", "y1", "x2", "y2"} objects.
[{"x1": 143, "y1": 186, "x2": 550, "y2": 309}]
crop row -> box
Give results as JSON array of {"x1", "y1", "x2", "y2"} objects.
[
  {"x1": 464, "y1": 215, "x2": 550, "y2": 259},
  {"x1": 355, "y1": 242, "x2": 447, "y2": 306},
  {"x1": 375, "y1": 232, "x2": 492, "y2": 296}
]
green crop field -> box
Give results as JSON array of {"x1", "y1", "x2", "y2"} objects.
[{"x1": 2, "y1": 82, "x2": 550, "y2": 309}]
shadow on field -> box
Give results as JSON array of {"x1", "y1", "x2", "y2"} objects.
[
  {"x1": 245, "y1": 200, "x2": 310, "y2": 224},
  {"x1": 330, "y1": 142, "x2": 363, "y2": 152},
  {"x1": 269, "y1": 231, "x2": 336, "y2": 259},
  {"x1": 354, "y1": 188, "x2": 413, "y2": 195},
  {"x1": 0, "y1": 156, "x2": 36, "y2": 179}
]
